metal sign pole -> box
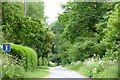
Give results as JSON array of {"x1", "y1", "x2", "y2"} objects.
[
  {"x1": 6, "y1": 52, "x2": 8, "y2": 62},
  {"x1": 2, "y1": 43, "x2": 11, "y2": 63}
]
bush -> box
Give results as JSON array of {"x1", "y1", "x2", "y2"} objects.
[
  {"x1": 10, "y1": 43, "x2": 37, "y2": 70},
  {"x1": 39, "y1": 57, "x2": 42, "y2": 66},
  {"x1": 66, "y1": 55, "x2": 118, "y2": 78},
  {"x1": 49, "y1": 61, "x2": 57, "y2": 67},
  {"x1": 64, "y1": 39, "x2": 96, "y2": 63},
  {"x1": 81, "y1": 55, "x2": 118, "y2": 78},
  {"x1": 2, "y1": 54, "x2": 25, "y2": 78},
  {"x1": 39, "y1": 57, "x2": 48, "y2": 66}
]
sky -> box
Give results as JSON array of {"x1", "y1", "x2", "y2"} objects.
[{"x1": 44, "y1": 0, "x2": 67, "y2": 24}]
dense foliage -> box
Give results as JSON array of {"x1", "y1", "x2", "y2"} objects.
[
  {"x1": 50, "y1": 2, "x2": 119, "y2": 78},
  {"x1": 2, "y1": 55, "x2": 25, "y2": 78},
  {"x1": 10, "y1": 43, "x2": 37, "y2": 70},
  {"x1": 66, "y1": 55, "x2": 118, "y2": 78},
  {"x1": 1, "y1": 1, "x2": 119, "y2": 79},
  {"x1": 51, "y1": 2, "x2": 119, "y2": 64},
  {"x1": 26, "y1": 2, "x2": 45, "y2": 19},
  {"x1": 2, "y1": 2, "x2": 54, "y2": 66},
  {"x1": 1, "y1": 2, "x2": 53, "y2": 78}
]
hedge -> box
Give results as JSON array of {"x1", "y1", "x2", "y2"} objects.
[{"x1": 10, "y1": 43, "x2": 37, "y2": 70}]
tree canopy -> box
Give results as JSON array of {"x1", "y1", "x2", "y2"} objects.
[
  {"x1": 2, "y1": 2, "x2": 54, "y2": 66},
  {"x1": 51, "y1": 2, "x2": 119, "y2": 64}
]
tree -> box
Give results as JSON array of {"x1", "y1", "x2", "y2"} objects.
[
  {"x1": 100, "y1": 4, "x2": 120, "y2": 60},
  {"x1": 51, "y1": 2, "x2": 118, "y2": 64},
  {"x1": 58, "y1": 2, "x2": 115, "y2": 43},
  {"x1": 2, "y1": 2, "x2": 54, "y2": 66},
  {"x1": 26, "y1": 2, "x2": 45, "y2": 19}
]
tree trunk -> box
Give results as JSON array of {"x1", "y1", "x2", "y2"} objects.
[
  {"x1": 47, "y1": 55, "x2": 49, "y2": 66},
  {"x1": 37, "y1": 55, "x2": 40, "y2": 66},
  {"x1": 42, "y1": 55, "x2": 44, "y2": 66},
  {"x1": 37, "y1": 58, "x2": 39, "y2": 66}
]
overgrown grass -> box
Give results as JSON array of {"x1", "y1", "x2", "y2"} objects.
[
  {"x1": 2, "y1": 54, "x2": 25, "y2": 78},
  {"x1": 98, "y1": 65, "x2": 118, "y2": 78},
  {"x1": 1, "y1": 54, "x2": 49, "y2": 78},
  {"x1": 24, "y1": 68, "x2": 49, "y2": 78},
  {"x1": 64, "y1": 65, "x2": 91, "y2": 77},
  {"x1": 37, "y1": 66, "x2": 49, "y2": 70},
  {"x1": 64, "y1": 56, "x2": 118, "y2": 78}
]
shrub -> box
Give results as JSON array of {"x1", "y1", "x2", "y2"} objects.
[
  {"x1": 2, "y1": 54, "x2": 25, "y2": 78},
  {"x1": 49, "y1": 61, "x2": 57, "y2": 67},
  {"x1": 81, "y1": 56, "x2": 118, "y2": 78},
  {"x1": 39, "y1": 57, "x2": 42, "y2": 66},
  {"x1": 10, "y1": 43, "x2": 37, "y2": 70},
  {"x1": 39, "y1": 57, "x2": 48, "y2": 66},
  {"x1": 66, "y1": 55, "x2": 118, "y2": 78}
]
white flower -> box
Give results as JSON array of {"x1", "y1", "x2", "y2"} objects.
[
  {"x1": 98, "y1": 60, "x2": 102, "y2": 64},
  {"x1": 3, "y1": 65, "x2": 6, "y2": 68}
]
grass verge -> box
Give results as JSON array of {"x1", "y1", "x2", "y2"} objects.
[
  {"x1": 64, "y1": 61, "x2": 118, "y2": 78},
  {"x1": 24, "y1": 66, "x2": 49, "y2": 78}
]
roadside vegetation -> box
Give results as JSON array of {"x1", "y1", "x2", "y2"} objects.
[
  {"x1": 0, "y1": 1, "x2": 119, "y2": 79},
  {"x1": 65, "y1": 55, "x2": 118, "y2": 78},
  {"x1": 1, "y1": 44, "x2": 49, "y2": 78},
  {"x1": 1, "y1": 2, "x2": 52, "y2": 78},
  {"x1": 24, "y1": 66, "x2": 49, "y2": 78},
  {"x1": 50, "y1": 2, "x2": 119, "y2": 78}
]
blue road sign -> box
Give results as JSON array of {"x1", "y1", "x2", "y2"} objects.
[{"x1": 2, "y1": 43, "x2": 11, "y2": 52}]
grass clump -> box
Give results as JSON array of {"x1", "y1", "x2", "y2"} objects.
[
  {"x1": 98, "y1": 64, "x2": 118, "y2": 78},
  {"x1": 24, "y1": 68, "x2": 49, "y2": 78}
]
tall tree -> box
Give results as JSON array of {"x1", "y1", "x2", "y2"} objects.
[
  {"x1": 26, "y1": 2, "x2": 45, "y2": 19},
  {"x1": 58, "y1": 2, "x2": 115, "y2": 43},
  {"x1": 2, "y1": 2, "x2": 54, "y2": 66}
]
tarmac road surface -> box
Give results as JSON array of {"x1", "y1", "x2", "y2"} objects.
[{"x1": 47, "y1": 66, "x2": 88, "y2": 78}]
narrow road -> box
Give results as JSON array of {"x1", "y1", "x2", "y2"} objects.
[{"x1": 47, "y1": 66, "x2": 88, "y2": 78}]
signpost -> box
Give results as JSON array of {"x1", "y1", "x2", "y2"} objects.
[
  {"x1": 2, "y1": 43, "x2": 11, "y2": 52},
  {"x1": 2, "y1": 43, "x2": 11, "y2": 61}
]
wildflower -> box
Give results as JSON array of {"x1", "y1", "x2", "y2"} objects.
[
  {"x1": 98, "y1": 60, "x2": 102, "y2": 64},
  {"x1": 3, "y1": 65, "x2": 6, "y2": 68},
  {"x1": 93, "y1": 68, "x2": 97, "y2": 73}
]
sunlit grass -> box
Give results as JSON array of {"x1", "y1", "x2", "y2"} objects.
[{"x1": 24, "y1": 67, "x2": 49, "y2": 78}]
